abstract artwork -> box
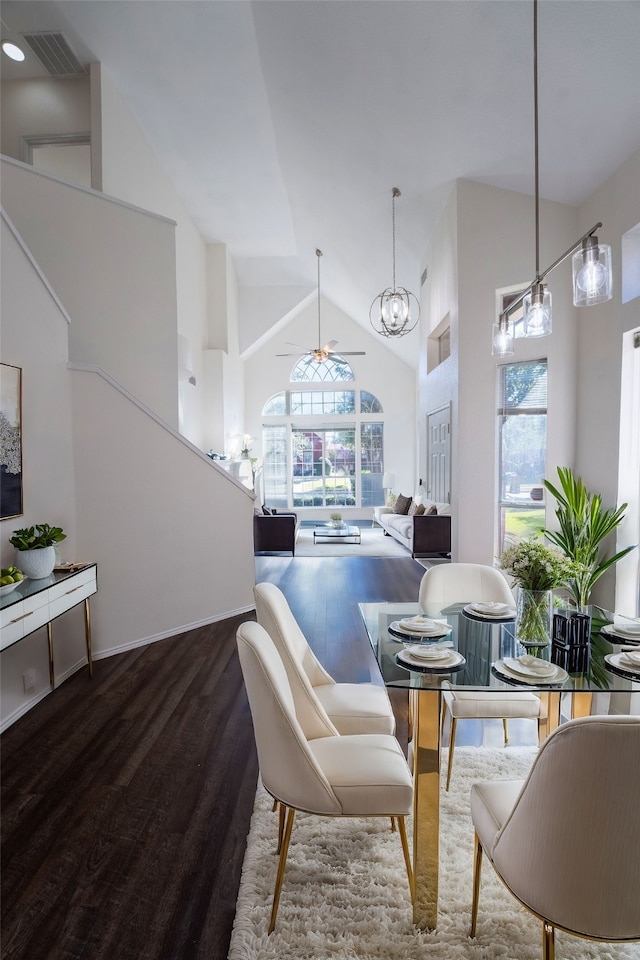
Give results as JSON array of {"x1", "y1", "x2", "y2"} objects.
[{"x1": 0, "y1": 363, "x2": 23, "y2": 520}]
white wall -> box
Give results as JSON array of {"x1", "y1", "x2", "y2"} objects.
[
  {"x1": 1, "y1": 157, "x2": 179, "y2": 427},
  {"x1": 575, "y1": 148, "x2": 640, "y2": 610},
  {"x1": 0, "y1": 215, "x2": 85, "y2": 727},
  {"x1": 97, "y1": 65, "x2": 211, "y2": 450},
  {"x1": 244, "y1": 296, "x2": 417, "y2": 518},
  {"x1": 0, "y1": 77, "x2": 90, "y2": 161},
  {"x1": 420, "y1": 180, "x2": 580, "y2": 563}
]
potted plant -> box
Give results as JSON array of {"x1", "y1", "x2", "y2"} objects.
[
  {"x1": 330, "y1": 512, "x2": 342, "y2": 528},
  {"x1": 499, "y1": 537, "x2": 576, "y2": 650},
  {"x1": 9, "y1": 523, "x2": 66, "y2": 579},
  {"x1": 543, "y1": 466, "x2": 636, "y2": 609}
]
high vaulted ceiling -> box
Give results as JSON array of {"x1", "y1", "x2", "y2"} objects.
[{"x1": 2, "y1": 1, "x2": 639, "y2": 363}]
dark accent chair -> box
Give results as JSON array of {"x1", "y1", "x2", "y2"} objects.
[{"x1": 253, "y1": 510, "x2": 298, "y2": 555}]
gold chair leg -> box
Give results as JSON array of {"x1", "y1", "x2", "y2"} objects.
[
  {"x1": 390, "y1": 816, "x2": 396, "y2": 832},
  {"x1": 277, "y1": 798, "x2": 286, "y2": 854},
  {"x1": 396, "y1": 815, "x2": 414, "y2": 903},
  {"x1": 272, "y1": 798, "x2": 278, "y2": 813},
  {"x1": 469, "y1": 832, "x2": 483, "y2": 937},
  {"x1": 445, "y1": 717, "x2": 457, "y2": 791},
  {"x1": 542, "y1": 922, "x2": 555, "y2": 960},
  {"x1": 503, "y1": 718, "x2": 509, "y2": 744},
  {"x1": 269, "y1": 806, "x2": 295, "y2": 935}
]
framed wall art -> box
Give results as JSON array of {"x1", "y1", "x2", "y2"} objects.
[{"x1": 0, "y1": 363, "x2": 23, "y2": 520}]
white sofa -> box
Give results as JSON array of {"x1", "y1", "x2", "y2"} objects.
[{"x1": 374, "y1": 500, "x2": 451, "y2": 558}]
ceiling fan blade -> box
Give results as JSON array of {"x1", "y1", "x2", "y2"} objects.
[
  {"x1": 331, "y1": 356, "x2": 348, "y2": 365},
  {"x1": 275, "y1": 352, "x2": 305, "y2": 357},
  {"x1": 285, "y1": 341, "x2": 308, "y2": 350},
  {"x1": 336, "y1": 351, "x2": 366, "y2": 356}
]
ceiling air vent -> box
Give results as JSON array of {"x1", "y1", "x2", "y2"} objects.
[{"x1": 21, "y1": 31, "x2": 86, "y2": 77}]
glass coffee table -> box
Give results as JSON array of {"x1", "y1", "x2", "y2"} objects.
[
  {"x1": 313, "y1": 523, "x2": 361, "y2": 545},
  {"x1": 358, "y1": 600, "x2": 637, "y2": 930}
]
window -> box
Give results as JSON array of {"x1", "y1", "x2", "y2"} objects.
[
  {"x1": 499, "y1": 288, "x2": 527, "y2": 339},
  {"x1": 291, "y1": 355, "x2": 355, "y2": 382},
  {"x1": 261, "y1": 388, "x2": 385, "y2": 509},
  {"x1": 498, "y1": 360, "x2": 547, "y2": 552}
]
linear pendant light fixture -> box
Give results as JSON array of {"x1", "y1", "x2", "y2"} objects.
[
  {"x1": 492, "y1": 0, "x2": 612, "y2": 357},
  {"x1": 370, "y1": 187, "x2": 419, "y2": 337}
]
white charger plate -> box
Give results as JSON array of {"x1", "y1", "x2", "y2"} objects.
[
  {"x1": 397, "y1": 649, "x2": 465, "y2": 671},
  {"x1": 388, "y1": 620, "x2": 452, "y2": 640},
  {"x1": 493, "y1": 659, "x2": 568, "y2": 686},
  {"x1": 604, "y1": 653, "x2": 640, "y2": 678},
  {"x1": 502, "y1": 656, "x2": 557, "y2": 679},
  {"x1": 463, "y1": 604, "x2": 516, "y2": 621},
  {"x1": 602, "y1": 624, "x2": 640, "y2": 643}
]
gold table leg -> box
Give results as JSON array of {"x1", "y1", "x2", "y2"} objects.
[
  {"x1": 47, "y1": 622, "x2": 54, "y2": 687},
  {"x1": 84, "y1": 597, "x2": 93, "y2": 677},
  {"x1": 571, "y1": 691, "x2": 592, "y2": 718},
  {"x1": 412, "y1": 687, "x2": 441, "y2": 929}
]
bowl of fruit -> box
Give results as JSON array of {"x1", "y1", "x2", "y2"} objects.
[{"x1": 0, "y1": 566, "x2": 25, "y2": 595}]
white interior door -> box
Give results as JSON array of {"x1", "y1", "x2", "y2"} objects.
[{"x1": 426, "y1": 404, "x2": 451, "y2": 503}]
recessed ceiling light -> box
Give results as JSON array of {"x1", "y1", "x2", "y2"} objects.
[{"x1": 2, "y1": 40, "x2": 26, "y2": 62}]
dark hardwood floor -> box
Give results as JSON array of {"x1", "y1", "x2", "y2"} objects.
[{"x1": 1, "y1": 556, "x2": 424, "y2": 960}]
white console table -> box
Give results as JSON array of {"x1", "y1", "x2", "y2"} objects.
[{"x1": 0, "y1": 564, "x2": 97, "y2": 687}]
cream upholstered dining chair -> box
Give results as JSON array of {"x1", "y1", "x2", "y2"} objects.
[
  {"x1": 254, "y1": 581, "x2": 396, "y2": 735},
  {"x1": 236, "y1": 620, "x2": 414, "y2": 933},
  {"x1": 470, "y1": 715, "x2": 640, "y2": 958},
  {"x1": 418, "y1": 563, "x2": 546, "y2": 789}
]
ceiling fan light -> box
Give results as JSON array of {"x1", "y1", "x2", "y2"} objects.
[
  {"x1": 523, "y1": 283, "x2": 552, "y2": 337},
  {"x1": 572, "y1": 237, "x2": 612, "y2": 306}
]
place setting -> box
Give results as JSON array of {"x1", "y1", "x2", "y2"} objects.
[
  {"x1": 388, "y1": 614, "x2": 453, "y2": 642},
  {"x1": 396, "y1": 641, "x2": 466, "y2": 673},
  {"x1": 604, "y1": 648, "x2": 640, "y2": 680},
  {"x1": 601, "y1": 615, "x2": 640, "y2": 646},
  {"x1": 492, "y1": 654, "x2": 568, "y2": 686},
  {"x1": 462, "y1": 601, "x2": 517, "y2": 623}
]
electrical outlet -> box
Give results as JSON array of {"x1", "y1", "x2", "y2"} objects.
[{"x1": 23, "y1": 669, "x2": 35, "y2": 693}]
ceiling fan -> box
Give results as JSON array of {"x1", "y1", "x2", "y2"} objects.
[{"x1": 276, "y1": 249, "x2": 366, "y2": 365}]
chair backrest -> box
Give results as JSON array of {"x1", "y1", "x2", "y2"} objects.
[
  {"x1": 254, "y1": 582, "x2": 335, "y2": 691},
  {"x1": 236, "y1": 620, "x2": 341, "y2": 815},
  {"x1": 419, "y1": 562, "x2": 515, "y2": 612},
  {"x1": 492, "y1": 714, "x2": 640, "y2": 940}
]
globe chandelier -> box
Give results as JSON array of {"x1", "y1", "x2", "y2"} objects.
[
  {"x1": 370, "y1": 188, "x2": 420, "y2": 338},
  {"x1": 492, "y1": 0, "x2": 612, "y2": 357}
]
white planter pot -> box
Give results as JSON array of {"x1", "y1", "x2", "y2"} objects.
[{"x1": 17, "y1": 545, "x2": 56, "y2": 579}]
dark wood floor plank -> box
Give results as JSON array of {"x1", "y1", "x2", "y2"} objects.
[{"x1": 2, "y1": 556, "x2": 423, "y2": 960}]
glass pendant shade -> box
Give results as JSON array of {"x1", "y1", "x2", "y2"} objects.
[
  {"x1": 523, "y1": 283, "x2": 552, "y2": 337},
  {"x1": 572, "y1": 239, "x2": 612, "y2": 306},
  {"x1": 492, "y1": 318, "x2": 514, "y2": 357}
]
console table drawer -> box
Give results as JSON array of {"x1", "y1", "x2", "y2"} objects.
[
  {"x1": 49, "y1": 576, "x2": 96, "y2": 620},
  {"x1": 48, "y1": 566, "x2": 96, "y2": 603},
  {"x1": 0, "y1": 591, "x2": 52, "y2": 648}
]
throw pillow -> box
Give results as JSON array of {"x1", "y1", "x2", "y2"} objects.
[
  {"x1": 425, "y1": 505, "x2": 437, "y2": 515},
  {"x1": 262, "y1": 504, "x2": 272, "y2": 515},
  {"x1": 413, "y1": 503, "x2": 426, "y2": 515},
  {"x1": 394, "y1": 493, "x2": 412, "y2": 515},
  {"x1": 408, "y1": 500, "x2": 418, "y2": 516}
]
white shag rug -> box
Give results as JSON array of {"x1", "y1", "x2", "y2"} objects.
[{"x1": 229, "y1": 747, "x2": 639, "y2": 960}]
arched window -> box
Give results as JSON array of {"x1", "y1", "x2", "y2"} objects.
[
  {"x1": 262, "y1": 384, "x2": 385, "y2": 511},
  {"x1": 291, "y1": 355, "x2": 355, "y2": 382}
]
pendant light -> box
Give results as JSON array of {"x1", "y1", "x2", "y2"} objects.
[
  {"x1": 370, "y1": 188, "x2": 419, "y2": 338},
  {"x1": 492, "y1": 0, "x2": 612, "y2": 357}
]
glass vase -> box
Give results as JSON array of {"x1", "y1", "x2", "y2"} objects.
[{"x1": 516, "y1": 589, "x2": 553, "y2": 654}]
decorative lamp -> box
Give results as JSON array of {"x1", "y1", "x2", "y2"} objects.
[
  {"x1": 572, "y1": 236, "x2": 612, "y2": 306},
  {"x1": 370, "y1": 189, "x2": 419, "y2": 338},
  {"x1": 491, "y1": 0, "x2": 612, "y2": 354}
]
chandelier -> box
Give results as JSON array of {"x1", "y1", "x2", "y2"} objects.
[
  {"x1": 370, "y1": 188, "x2": 420, "y2": 338},
  {"x1": 492, "y1": 0, "x2": 612, "y2": 357}
]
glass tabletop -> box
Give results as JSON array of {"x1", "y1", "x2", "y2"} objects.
[{"x1": 358, "y1": 601, "x2": 639, "y2": 693}]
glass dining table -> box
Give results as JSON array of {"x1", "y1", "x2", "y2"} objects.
[{"x1": 358, "y1": 600, "x2": 639, "y2": 930}]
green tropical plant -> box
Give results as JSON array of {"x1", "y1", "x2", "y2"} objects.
[
  {"x1": 543, "y1": 466, "x2": 635, "y2": 608},
  {"x1": 9, "y1": 523, "x2": 66, "y2": 551}
]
